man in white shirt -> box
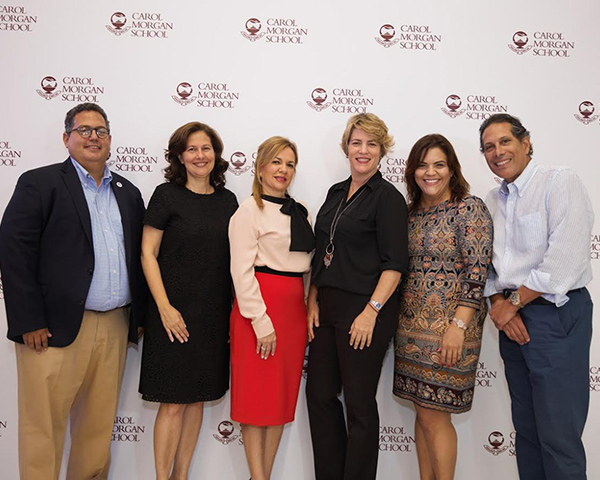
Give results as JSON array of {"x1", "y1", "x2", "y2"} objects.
[{"x1": 481, "y1": 113, "x2": 593, "y2": 480}]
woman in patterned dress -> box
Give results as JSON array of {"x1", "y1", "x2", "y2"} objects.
[{"x1": 394, "y1": 134, "x2": 493, "y2": 480}]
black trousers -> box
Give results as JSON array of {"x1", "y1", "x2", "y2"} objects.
[{"x1": 306, "y1": 287, "x2": 399, "y2": 480}]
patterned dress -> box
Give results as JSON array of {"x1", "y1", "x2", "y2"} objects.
[{"x1": 394, "y1": 195, "x2": 493, "y2": 413}]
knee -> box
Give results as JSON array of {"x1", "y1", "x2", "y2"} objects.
[
  {"x1": 159, "y1": 403, "x2": 186, "y2": 419},
  {"x1": 415, "y1": 408, "x2": 450, "y2": 436}
]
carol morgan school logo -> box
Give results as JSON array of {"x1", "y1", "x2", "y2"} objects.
[
  {"x1": 107, "y1": 146, "x2": 158, "y2": 173},
  {"x1": 441, "y1": 94, "x2": 464, "y2": 118},
  {"x1": 241, "y1": 17, "x2": 308, "y2": 44},
  {"x1": 172, "y1": 82, "x2": 240, "y2": 108},
  {"x1": 0, "y1": 419, "x2": 6, "y2": 437},
  {"x1": 574, "y1": 101, "x2": 598, "y2": 125},
  {"x1": 375, "y1": 24, "x2": 399, "y2": 48},
  {"x1": 36, "y1": 75, "x2": 105, "y2": 102},
  {"x1": 112, "y1": 416, "x2": 145, "y2": 442},
  {"x1": 379, "y1": 425, "x2": 414, "y2": 452},
  {"x1": 106, "y1": 11, "x2": 173, "y2": 38},
  {"x1": 508, "y1": 30, "x2": 575, "y2": 57},
  {"x1": 0, "y1": 5, "x2": 36, "y2": 31},
  {"x1": 0, "y1": 140, "x2": 21, "y2": 167},
  {"x1": 228, "y1": 151, "x2": 252, "y2": 176},
  {"x1": 441, "y1": 93, "x2": 508, "y2": 121},
  {"x1": 307, "y1": 87, "x2": 374, "y2": 114},
  {"x1": 379, "y1": 156, "x2": 406, "y2": 185},
  {"x1": 508, "y1": 31, "x2": 532, "y2": 55},
  {"x1": 590, "y1": 366, "x2": 600, "y2": 392},
  {"x1": 475, "y1": 362, "x2": 497, "y2": 388},
  {"x1": 213, "y1": 420, "x2": 239, "y2": 445},
  {"x1": 484, "y1": 431, "x2": 509, "y2": 456},
  {"x1": 375, "y1": 23, "x2": 441, "y2": 50}
]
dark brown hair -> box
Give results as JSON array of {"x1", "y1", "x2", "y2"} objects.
[
  {"x1": 164, "y1": 122, "x2": 228, "y2": 190},
  {"x1": 404, "y1": 134, "x2": 470, "y2": 213}
]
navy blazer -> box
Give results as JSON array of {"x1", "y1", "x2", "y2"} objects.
[{"x1": 0, "y1": 158, "x2": 147, "y2": 346}]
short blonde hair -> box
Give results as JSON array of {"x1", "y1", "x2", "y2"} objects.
[
  {"x1": 340, "y1": 113, "x2": 394, "y2": 159},
  {"x1": 252, "y1": 136, "x2": 298, "y2": 209}
]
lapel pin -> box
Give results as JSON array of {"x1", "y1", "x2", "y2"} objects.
[{"x1": 116, "y1": 182, "x2": 123, "y2": 188}]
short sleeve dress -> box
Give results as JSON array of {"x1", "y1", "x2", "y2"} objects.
[
  {"x1": 393, "y1": 195, "x2": 493, "y2": 413},
  {"x1": 139, "y1": 183, "x2": 238, "y2": 404}
]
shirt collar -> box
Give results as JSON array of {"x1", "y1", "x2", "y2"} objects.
[
  {"x1": 499, "y1": 160, "x2": 538, "y2": 198},
  {"x1": 333, "y1": 169, "x2": 383, "y2": 192},
  {"x1": 71, "y1": 157, "x2": 112, "y2": 190}
]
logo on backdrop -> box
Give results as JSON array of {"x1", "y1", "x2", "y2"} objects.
[
  {"x1": 0, "y1": 5, "x2": 37, "y2": 32},
  {"x1": 36, "y1": 75, "x2": 105, "y2": 103},
  {"x1": 171, "y1": 82, "x2": 241, "y2": 108},
  {"x1": 441, "y1": 94, "x2": 465, "y2": 118},
  {"x1": 379, "y1": 425, "x2": 415, "y2": 452},
  {"x1": 106, "y1": 11, "x2": 173, "y2": 38},
  {"x1": 375, "y1": 23, "x2": 442, "y2": 50},
  {"x1": 0, "y1": 419, "x2": 6, "y2": 437},
  {"x1": 591, "y1": 234, "x2": 600, "y2": 260},
  {"x1": 508, "y1": 31, "x2": 533, "y2": 54},
  {"x1": 112, "y1": 416, "x2": 145, "y2": 442},
  {"x1": 213, "y1": 420, "x2": 240, "y2": 445},
  {"x1": 475, "y1": 362, "x2": 497, "y2": 388},
  {"x1": 507, "y1": 30, "x2": 575, "y2": 57},
  {"x1": 379, "y1": 157, "x2": 406, "y2": 185},
  {"x1": 574, "y1": 101, "x2": 599, "y2": 125},
  {"x1": 441, "y1": 93, "x2": 508, "y2": 121},
  {"x1": 302, "y1": 353, "x2": 309, "y2": 379},
  {"x1": 241, "y1": 17, "x2": 308, "y2": 44},
  {"x1": 107, "y1": 146, "x2": 158, "y2": 174},
  {"x1": 0, "y1": 140, "x2": 21, "y2": 167},
  {"x1": 228, "y1": 151, "x2": 252, "y2": 176},
  {"x1": 590, "y1": 366, "x2": 600, "y2": 392},
  {"x1": 307, "y1": 87, "x2": 375, "y2": 114},
  {"x1": 483, "y1": 431, "x2": 509, "y2": 456},
  {"x1": 375, "y1": 24, "x2": 399, "y2": 47}
]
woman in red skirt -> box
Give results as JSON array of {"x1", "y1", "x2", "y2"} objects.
[{"x1": 229, "y1": 136, "x2": 314, "y2": 480}]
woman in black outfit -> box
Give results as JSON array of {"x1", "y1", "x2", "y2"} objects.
[{"x1": 306, "y1": 113, "x2": 409, "y2": 480}]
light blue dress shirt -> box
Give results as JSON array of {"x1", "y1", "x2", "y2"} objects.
[
  {"x1": 484, "y1": 160, "x2": 594, "y2": 306},
  {"x1": 71, "y1": 158, "x2": 131, "y2": 311}
]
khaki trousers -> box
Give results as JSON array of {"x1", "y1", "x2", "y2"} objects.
[{"x1": 16, "y1": 308, "x2": 129, "y2": 480}]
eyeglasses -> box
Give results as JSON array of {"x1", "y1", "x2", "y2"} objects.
[{"x1": 68, "y1": 126, "x2": 110, "y2": 139}]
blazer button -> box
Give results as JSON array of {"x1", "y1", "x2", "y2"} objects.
[
  {"x1": 79, "y1": 300, "x2": 85, "y2": 306},
  {"x1": 87, "y1": 269, "x2": 93, "y2": 275}
]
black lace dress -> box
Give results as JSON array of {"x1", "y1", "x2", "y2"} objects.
[{"x1": 139, "y1": 183, "x2": 238, "y2": 403}]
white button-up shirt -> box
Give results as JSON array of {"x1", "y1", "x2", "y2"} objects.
[{"x1": 484, "y1": 160, "x2": 594, "y2": 306}]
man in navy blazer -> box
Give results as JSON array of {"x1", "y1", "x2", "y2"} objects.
[{"x1": 0, "y1": 103, "x2": 147, "y2": 480}]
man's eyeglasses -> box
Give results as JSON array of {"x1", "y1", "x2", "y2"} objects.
[{"x1": 68, "y1": 126, "x2": 110, "y2": 139}]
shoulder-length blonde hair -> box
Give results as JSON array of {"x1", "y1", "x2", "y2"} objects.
[
  {"x1": 340, "y1": 113, "x2": 394, "y2": 159},
  {"x1": 252, "y1": 136, "x2": 299, "y2": 209}
]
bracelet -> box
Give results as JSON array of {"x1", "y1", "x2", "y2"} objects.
[{"x1": 451, "y1": 317, "x2": 468, "y2": 331}]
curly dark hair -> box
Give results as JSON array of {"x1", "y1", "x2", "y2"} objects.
[
  {"x1": 164, "y1": 122, "x2": 228, "y2": 190},
  {"x1": 404, "y1": 134, "x2": 470, "y2": 214}
]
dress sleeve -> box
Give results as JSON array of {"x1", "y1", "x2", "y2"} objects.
[
  {"x1": 375, "y1": 186, "x2": 409, "y2": 275},
  {"x1": 456, "y1": 196, "x2": 494, "y2": 309},
  {"x1": 229, "y1": 202, "x2": 274, "y2": 338},
  {"x1": 144, "y1": 185, "x2": 171, "y2": 230}
]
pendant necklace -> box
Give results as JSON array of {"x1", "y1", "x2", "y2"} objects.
[{"x1": 324, "y1": 187, "x2": 365, "y2": 268}]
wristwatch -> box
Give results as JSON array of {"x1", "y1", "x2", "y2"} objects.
[
  {"x1": 451, "y1": 317, "x2": 467, "y2": 331},
  {"x1": 368, "y1": 300, "x2": 382, "y2": 312},
  {"x1": 508, "y1": 291, "x2": 525, "y2": 309}
]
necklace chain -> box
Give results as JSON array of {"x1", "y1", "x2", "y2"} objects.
[{"x1": 323, "y1": 187, "x2": 365, "y2": 268}]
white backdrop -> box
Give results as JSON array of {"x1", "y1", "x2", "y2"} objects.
[{"x1": 1, "y1": 0, "x2": 599, "y2": 478}]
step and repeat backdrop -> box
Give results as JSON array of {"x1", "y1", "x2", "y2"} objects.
[{"x1": 1, "y1": 0, "x2": 599, "y2": 478}]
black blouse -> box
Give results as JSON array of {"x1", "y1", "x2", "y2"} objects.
[{"x1": 311, "y1": 170, "x2": 409, "y2": 296}]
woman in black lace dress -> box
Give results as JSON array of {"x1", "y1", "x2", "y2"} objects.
[{"x1": 139, "y1": 122, "x2": 237, "y2": 480}]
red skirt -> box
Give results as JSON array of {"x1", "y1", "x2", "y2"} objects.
[{"x1": 230, "y1": 271, "x2": 307, "y2": 426}]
